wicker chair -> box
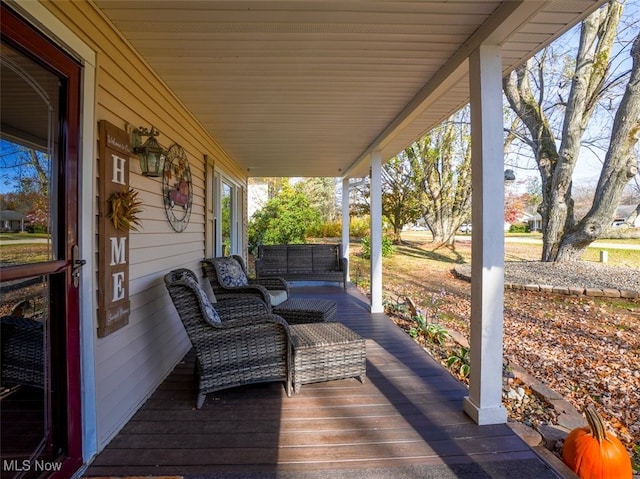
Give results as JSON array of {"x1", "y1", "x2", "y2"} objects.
[
  {"x1": 164, "y1": 268, "x2": 292, "y2": 408},
  {"x1": 203, "y1": 255, "x2": 289, "y2": 311},
  {"x1": 1, "y1": 315, "x2": 45, "y2": 389}
]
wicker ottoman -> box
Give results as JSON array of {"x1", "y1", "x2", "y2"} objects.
[
  {"x1": 289, "y1": 322, "x2": 366, "y2": 393},
  {"x1": 273, "y1": 298, "x2": 337, "y2": 324}
]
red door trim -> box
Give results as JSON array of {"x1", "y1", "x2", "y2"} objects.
[{"x1": 1, "y1": 4, "x2": 83, "y2": 476}]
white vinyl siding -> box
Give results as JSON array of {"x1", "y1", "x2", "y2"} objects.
[{"x1": 39, "y1": 0, "x2": 247, "y2": 449}]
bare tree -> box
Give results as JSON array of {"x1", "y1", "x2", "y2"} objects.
[
  {"x1": 405, "y1": 110, "x2": 472, "y2": 246},
  {"x1": 297, "y1": 177, "x2": 339, "y2": 222},
  {"x1": 504, "y1": 0, "x2": 639, "y2": 261},
  {"x1": 0, "y1": 143, "x2": 50, "y2": 230}
]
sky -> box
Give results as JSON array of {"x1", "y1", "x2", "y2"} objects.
[{"x1": 506, "y1": 0, "x2": 640, "y2": 189}]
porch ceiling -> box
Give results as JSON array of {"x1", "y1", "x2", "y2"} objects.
[{"x1": 94, "y1": 1, "x2": 605, "y2": 178}]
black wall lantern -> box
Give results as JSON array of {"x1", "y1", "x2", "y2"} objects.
[{"x1": 133, "y1": 126, "x2": 166, "y2": 177}]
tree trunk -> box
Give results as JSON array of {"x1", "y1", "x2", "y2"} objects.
[
  {"x1": 429, "y1": 223, "x2": 456, "y2": 247},
  {"x1": 544, "y1": 4, "x2": 617, "y2": 261},
  {"x1": 503, "y1": 62, "x2": 559, "y2": 259},
  {"x1": 392, "y1": 224, "x2": 403, "y2": 244},
  {"x1": 556, "y1": 30, "x2": 640, "y2": 261}
]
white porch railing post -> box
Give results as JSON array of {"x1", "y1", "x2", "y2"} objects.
[
  {"x1": 342, "y1": 177, "x2": 350, "y2": 282},
  {"x1": 462, "y1": 44, "x2": 508, "y2": 425},
  {"x1": 370, "y1": 151, "x2": 384, "y2": 313}
]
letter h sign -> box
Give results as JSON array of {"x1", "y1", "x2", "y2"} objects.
[{"x1": 97, "y1": 121, "x2": 132, "y2": 337}]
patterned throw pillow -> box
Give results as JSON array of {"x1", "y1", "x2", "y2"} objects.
[
  {"x1": 180, "y1": 273, "x2": 221, "y2": 325},
  {"x1": 216, "y1": 257, "x2": 248, "y2": 287}
]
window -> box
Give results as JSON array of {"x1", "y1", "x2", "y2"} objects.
[
  {"x1": 221, "y1": 181, "x2": 232, "y2": 255},
  {"x1": 211, "y1": 172, "x2": 242, "y2": 257}
]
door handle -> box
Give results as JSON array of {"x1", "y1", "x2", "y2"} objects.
[{"x1": 71, "y1": 244, "x2": 86, "y2": 288}]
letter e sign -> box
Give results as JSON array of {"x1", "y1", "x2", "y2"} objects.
[{"x1": 97, "y1": 120, "x2": 132, "y2": 337}]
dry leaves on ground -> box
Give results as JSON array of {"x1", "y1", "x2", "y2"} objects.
[
  {"x1": 383, "y1": 271, "x2": 640, "y2": 452},
  {"x1": 502, "y1": 291, "x2": 639, "y2": 447},
  {"x1": 356, "y1": 240, "x2": 640, "y2": 456}
]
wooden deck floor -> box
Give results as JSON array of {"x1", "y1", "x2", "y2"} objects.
[{"x1": 84, "y1": 286, "x2": 563, "y2": 479}]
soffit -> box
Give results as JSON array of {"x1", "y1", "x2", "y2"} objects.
[{"x1": 93, "y1": 1, "x2": 606, "y2": 178}]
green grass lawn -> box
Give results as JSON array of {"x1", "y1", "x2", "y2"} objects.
[
  {"x1": 0, "y1": 234, "x2": 52, "y2": 265},
  {"x1": 0, "y1": 232, "x2": 50, "y2": 240},
  {"x1": 399, "y1": 230, "x2": 640, "y2": 267},
  {"x1": 581, "y1": 247, "x2": 640, "y2": 265}
]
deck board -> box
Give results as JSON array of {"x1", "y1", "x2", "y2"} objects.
[{"x1": 84, "y1": 285, "x2": 561, "y2": 479}]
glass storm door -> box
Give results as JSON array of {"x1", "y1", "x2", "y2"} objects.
[{"x1": 1, "y1": 5, "x2": 82, "y2": 478}]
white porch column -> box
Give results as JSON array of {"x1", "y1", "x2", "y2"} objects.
[
  {"x1": 370, "y1": 151, "x2": 384, "y2": 313},
  {"x1": 341, "y1": 177, "x2": 351, "y2": 282},
  {"x1": 462, "y1": 44, "x2": 508, "y2": 425}
]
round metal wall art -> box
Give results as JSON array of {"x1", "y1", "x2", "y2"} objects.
[{"x1": 162, "y1": 144, "x2": 193, "y2": 232}]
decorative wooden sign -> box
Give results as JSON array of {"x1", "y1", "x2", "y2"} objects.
[{"x1": 97, "y1": 120, "x2": 132, "y2": 337}]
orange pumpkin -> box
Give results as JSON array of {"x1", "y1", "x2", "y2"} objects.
[{"x1": 562, "y1": 405, "x2": 632, "y2": 479}]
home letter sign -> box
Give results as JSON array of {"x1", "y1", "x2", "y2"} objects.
[{"x1": 97, "y1": 120, "x2": 132, "y2": 337}]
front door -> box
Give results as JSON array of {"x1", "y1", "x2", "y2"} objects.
[{"x1": 1, "y1": 5, "x2": 83, "y2": 478}]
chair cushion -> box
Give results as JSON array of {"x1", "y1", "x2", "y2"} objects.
[
  {"x1": 216, "y1": 257, "x2": 249, "y2": 287},
  {"x1": 181, "y1": 274, "x2": 221, "y2": 325},
  {"x1": 269, "y1": 290, "x2": 288, "y2": 306}
]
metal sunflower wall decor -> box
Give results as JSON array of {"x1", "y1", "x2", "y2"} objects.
[{"x1": 162, "y1": 144, "x2": 193, "y2": 232}]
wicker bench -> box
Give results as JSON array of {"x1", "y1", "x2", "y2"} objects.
[
  {"x1": 289, "y1": 322, "x2": 366, "y2": 394},
  {"x1": 256, "y1": 244, "x2": 348, "y2": 288}
]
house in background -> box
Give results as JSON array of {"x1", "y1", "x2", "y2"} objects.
[
  {"x1": 521, "y1": 204, "x2": 640, "y2": 233},
  {"x1": 522, "y1": 212, "x2": 543, "y2": 232},
  {"x1": 0, "y1": 1, "x2": 610, "y2": 477},
  {"x1": 0, "y1": 210, "x2": 25, "y2": 232},
  {"x1": 614, "y1": 204, "x2": 640, "y2": 228}
]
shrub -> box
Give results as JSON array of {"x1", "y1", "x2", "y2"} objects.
[
  {"x1": 509, "y1": 223, "x2": 529, "y2": 233},
  {"x1": 307, "y1": 220, "x2": 342, "y2": 238},
  {"x1": 248, "y1": 184, "x2": 321, "y2": 253},
  {"x1": 361, "y1": 235, "x2": 395, "y2": 259},
  {"x1": 349, "y1": 216, "x2": 370, "y2": 238}
]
